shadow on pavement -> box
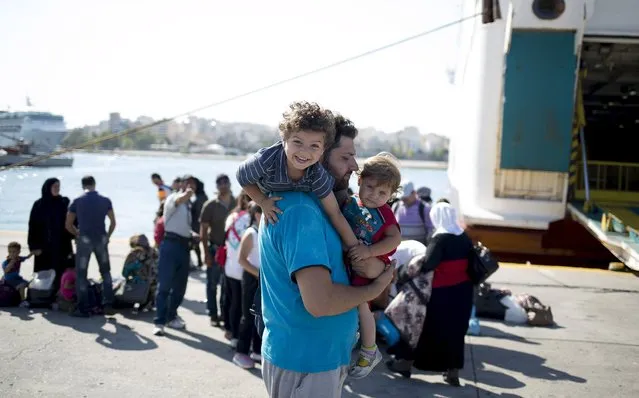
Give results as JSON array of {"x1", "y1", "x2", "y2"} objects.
[
  {"x1": 39, "y1": 309, "x2": 158, "y2": 351},
  {"x1": 163, "y1": 328, "x2": 263, "y2": 379},
  {"x1": 1, "y1": 307, "x2": 36, "y2": 321},
  {"x1": 472, "y1": 343, "x2": 587, "y2": 389}
]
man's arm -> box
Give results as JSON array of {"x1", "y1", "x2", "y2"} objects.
[
  {"x1": 174, "y1": 188, "x2": 194, "y2": 205},
  {"x1": 65, "y1": 212, "x2": 78, "y2": 237},
  {"x1": 199, "y1": 221, "x2": 212, "y2": 266},
  {"x1": 296, "y1": 265, "x2": 393, "y2": 318},
  {"x1": 107, "y1": 209, "x2": 116, "y2": 238},
  {"x1": 351, "y1": 256, "x2": 386, "y2": 279}
]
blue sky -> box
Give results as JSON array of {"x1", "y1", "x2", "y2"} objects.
[{"x1": 0, "y1": 0, "x2": 468, "y2": 134}]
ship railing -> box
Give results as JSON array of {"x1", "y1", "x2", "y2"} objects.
[{"x1": 575, "y1": 161, "x2": 639, "y2": 203}]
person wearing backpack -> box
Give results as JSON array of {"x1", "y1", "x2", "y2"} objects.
[{"x1": 392, "y1": 181, "x2": 433, "y2": 245}]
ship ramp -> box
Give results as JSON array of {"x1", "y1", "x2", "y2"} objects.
[{"x1": 567, "y1": 202, "x2": 639, "y2": 271}]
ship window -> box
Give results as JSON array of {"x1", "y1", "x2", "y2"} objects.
[{"x1": 532, "y1": 0, "x2": 565, "y2": 20}]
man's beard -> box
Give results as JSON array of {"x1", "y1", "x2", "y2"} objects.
[{"x1": 332, "y1": 172, "x2": 351, "y2": 191}]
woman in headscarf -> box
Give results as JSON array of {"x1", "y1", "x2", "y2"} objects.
[
  {"x1": 387, "y1": 200, "x2": 474, "y2": 386},
  {"x1": 27, "y1": 178, "x2": 74, "y2": 285}
]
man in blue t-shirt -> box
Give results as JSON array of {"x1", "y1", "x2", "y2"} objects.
[
  {"x1": 259, "y1": 114, "x2": 394, "y2": 397},
  {"x1": 66, "y1": 175, "x2": 117, "y2": 317}
]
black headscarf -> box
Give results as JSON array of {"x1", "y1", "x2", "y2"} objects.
[{"x1": 41, "y1": 178, "x2": 61, "y2": 200}]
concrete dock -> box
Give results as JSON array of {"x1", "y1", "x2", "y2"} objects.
[{"x1": 1, "y1": 230, "x2": 639, "y2": 397}]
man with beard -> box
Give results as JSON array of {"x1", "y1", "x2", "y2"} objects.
[{"x1": 260, "y1": 113, "x2": 392, "y2": 397}]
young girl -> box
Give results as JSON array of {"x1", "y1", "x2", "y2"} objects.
[
  {"x1": 233, "y1": 202, "x2": 263, "y2": 370},
  {"x1": 2, "y1": 242, "x2": 34, "y2": 308},
  {"x1": 342, "y1": 154, "x2": 403, "y2": 378},
  {"x1": 236, "y1": 101, "x2": 362, "y2": 252},
  {"x1": 57, "y1": 266, "x2": 77, "y2": 313}
]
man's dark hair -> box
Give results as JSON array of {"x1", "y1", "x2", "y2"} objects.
[
  {"x1": 81, "y1": 175, "x2": 96, "y2": 188},
  {"x1": 151, "y1": 173, "x2": 161, "y2": 180},
  {"x1": 216, "y1": 174, "x2": 230, "y2": 184},
  {"x1": 327, "y1": 114, "x2": 358, "y2": 155},
  {"x1": 437, "y1": 198, "x2": 450, "y2": 204}
]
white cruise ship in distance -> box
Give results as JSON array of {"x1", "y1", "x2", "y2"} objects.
[{"x1": 0, "y1": 110, "x2": 73, "y2": 168}]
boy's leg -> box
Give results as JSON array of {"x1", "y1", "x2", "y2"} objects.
[
  {"x1": 17, "y1": 283, "x2": 28, "y2": 301},
  {"x1": 349, "y1": 303, "x2": 383, "y2": 379}
]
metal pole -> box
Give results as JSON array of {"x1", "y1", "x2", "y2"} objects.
[{"x1": 578, "y1": 127, "x2": 591, "y2": 209}]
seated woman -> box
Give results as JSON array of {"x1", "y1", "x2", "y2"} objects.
[{"x1": 386, "y1": 201, "x2": 474, "y2": 387}]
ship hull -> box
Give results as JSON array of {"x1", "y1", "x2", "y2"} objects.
[{"x1": 0, "y1": 154, "x2": 73, "y2": 168}]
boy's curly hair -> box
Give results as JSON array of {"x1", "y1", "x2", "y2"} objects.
[
  {"x1": 359, "y1": 153, "x2": 402, "y2": 199},
  {"x1": 278, "y1": 101, "x2": 336, "y2": 149},
  {"x1": 8, "y1": 241, "x2": 21, "y2": 251}
]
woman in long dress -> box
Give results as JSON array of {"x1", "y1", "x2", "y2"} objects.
[
  {"x1": 27, "y1": 178, "x2": 74, "y2": 286},
  {"x1": 387, "y1": 201, "x2": 474, "y2": 386}
]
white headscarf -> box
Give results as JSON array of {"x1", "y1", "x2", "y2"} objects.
[{"x1": 429, "y1": 202, "x2": 464, "y2": 237}]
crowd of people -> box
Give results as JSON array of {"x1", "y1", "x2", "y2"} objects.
[{"x1": 1, "y1": 101, "x2": 479, "y2": 397}]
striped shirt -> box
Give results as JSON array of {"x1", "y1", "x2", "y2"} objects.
[{"x1": 236, "y1": 141, "x2": 334, "y2": 199}]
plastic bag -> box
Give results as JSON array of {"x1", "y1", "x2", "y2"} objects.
[{"x1": 30, "y1": 269, "x2": 56, "y2": 291}]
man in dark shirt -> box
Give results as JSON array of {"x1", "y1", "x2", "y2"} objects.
[
  {"x1": 199, "y1": 174, "x2": 236, "y2": 326},
  {"x1": 66, "y1": 175, "x2": 117, "y2": 317}
]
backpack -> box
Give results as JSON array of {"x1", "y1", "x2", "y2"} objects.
[
  {"x1": 0, "y1": 280, "x2": 21, "y2": 307},
  {"x1": 392, "y1": 200, "x2": 430, "y2": 243},
  {"x1": 214, "y1": 211, "x2": 246, "y2": 267}
]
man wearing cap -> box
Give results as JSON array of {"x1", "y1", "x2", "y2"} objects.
[
  {"x1": 392, "y1": 180, "x2": 433, "y2": 245},
  {"x1": 200, "y1": 174, "x2": 236, "y2": 327}
]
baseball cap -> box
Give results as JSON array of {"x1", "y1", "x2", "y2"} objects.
[
  {"x1": 417, "y1": 186, "x2": 431, "y2": 198},
  {"x1": 399, "y1": 180, "x2": 415, "y2": 198}
]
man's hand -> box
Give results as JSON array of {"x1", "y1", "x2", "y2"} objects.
[
  {"x1": 351, "y1": 257, "x2": 389, "y2": 279},
  {"x1": 205, "y1": 253, "x2": 213, "y2": 268},
  {"x1": 371, "y1": 264, "x2": 394, "y2": 291}
]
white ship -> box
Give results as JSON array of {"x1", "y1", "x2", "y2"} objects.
[
  {"x1": 447, "y1": 0, "x2": 639, "y2": 268},
  {"x1": 0, "y1": 110, "x2": 73, "y2": 168}
]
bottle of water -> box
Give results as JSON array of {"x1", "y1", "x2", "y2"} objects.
[
  {"x1": 376, "y1": 313, "x2": 400, "y2": 346},
  {"x1": 467, "y1": 305, "x2": 481, "y2": 336}
]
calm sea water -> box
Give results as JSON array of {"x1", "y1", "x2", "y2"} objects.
[{"x1": 0, "y1": 153, "x2": 450, "y2": 238}]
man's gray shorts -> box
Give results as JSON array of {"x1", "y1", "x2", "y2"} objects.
[{"x1": 262, "y1": 359, "x2": 349, "y2": 398}]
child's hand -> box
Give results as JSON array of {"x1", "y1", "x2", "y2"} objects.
[
  {"x1": 348, "y1": 244, "x2": 372, "y2": 262},
  {"x1": 260, "y1": 196, "x2": 283, "y2": 224}
]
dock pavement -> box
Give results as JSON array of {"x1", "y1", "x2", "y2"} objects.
[{"x1": 1, "y1": 230, "x2": 639, "y2": 397}]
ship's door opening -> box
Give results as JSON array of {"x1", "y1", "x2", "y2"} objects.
[{"x1": 577, "y1": 38, "x2": 639, "y2": 203}]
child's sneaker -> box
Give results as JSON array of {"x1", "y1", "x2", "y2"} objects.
[
  {"x1": 232, "y1": 353, "x2": 255, "y2": 369},
  {"x1": 349, "y1": 346, "x2": 383, "y2": 379},
  {"x1": 19, "y1": 300, "x2": 29, "y2": 308},
  {"x1": 250, "y1": 352, "x2": 262, "y2": 362}
]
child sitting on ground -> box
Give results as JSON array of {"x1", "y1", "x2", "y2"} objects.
[
  {"x1": 2, "y1": 241, "x2": 34, "y2": 308},
  {"x1": 236, "y1": 101, "x2": 361, "y2": 251},
  {"x1": 342, "y1": 153, "x2": 402, "y2": 378},
  {"x1": 57, "y1": 266, "x2": 77, "y2": 313}
]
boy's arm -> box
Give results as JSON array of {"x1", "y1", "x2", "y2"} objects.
[
  {"x1": 320, "y1": 192, "x2": 359, "y2": 249},
  {"x1": 242, "y1": 184, "x2": 268, "y2": 207},
  {"x1": 367, "y1": 224, "x2": 402, "y2": 258}
]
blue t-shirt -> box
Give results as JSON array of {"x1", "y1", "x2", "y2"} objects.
[
  {"x1": 259, "y1": 191, "x2": 358, "y2": 373},
  {"x1": 69, "y1": 191, "x2": 113, "y2": 239},
  {"x1": 2, "y1": 256, "x2": 28, "y2": 279}
]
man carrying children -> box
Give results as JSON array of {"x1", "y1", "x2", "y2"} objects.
[{"x1": 237, "y1": 102, "x2": 394, "y2": 397}]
